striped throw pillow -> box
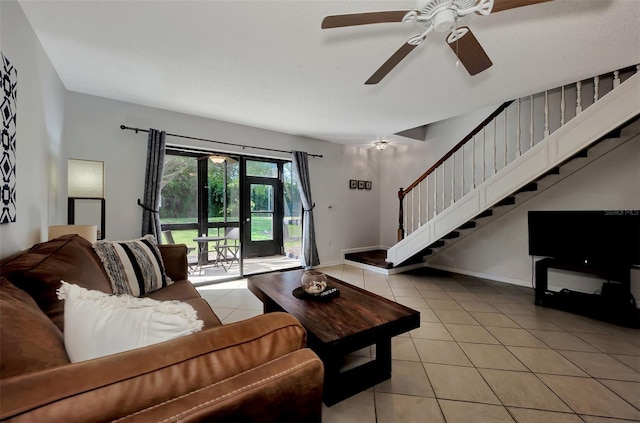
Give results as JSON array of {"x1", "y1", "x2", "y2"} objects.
[{"x1": 92, "y1": 235, "x2": 173, "y2": 296}]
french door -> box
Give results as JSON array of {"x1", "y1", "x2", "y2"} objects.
[{"x1": 241, "y1": 159, "x2": 284, "y2": 258}]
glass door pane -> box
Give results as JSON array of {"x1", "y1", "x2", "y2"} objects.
[
  {"x1": 250, "y1": 184, "x2": 274, "y2": 241},
  {"x1": 159, "y1": 155, "x2": 198, "y2": 255},
  {"x1": 283, "y1": 162, "x2": 301, "y2": 259}
]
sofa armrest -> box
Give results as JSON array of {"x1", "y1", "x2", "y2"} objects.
[
  {"x1": 158, "y1": 243, "x2": 189, "y2": 281},
  {"x1": 1, "y1": 312, "x2": 322, "y2": 422},
  {"x1": 115, "y1": 349, "x2": 323, "y2": 423}
]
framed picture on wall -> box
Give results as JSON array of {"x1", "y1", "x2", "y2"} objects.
[
  {"x1": 357, "y1": 180, "x2": 365, "y2": 189},
  {"x1": 365, "y1": 181, "x2": 372, "y2": 190},
  {"x1": 349, "y1": 179, "x2": 357, "y2": 189}
]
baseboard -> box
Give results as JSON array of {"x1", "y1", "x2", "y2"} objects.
[
  {"x1": 341, "y1": 245, "x2": 389, "y2": 255},
  {"x1": 316, "y1": 259, "x2": 345, "y2": 269},
  {"x1": 342, "y1": 259, "x2": 426, "y2": 276},
  {"x1": 425, "y1": 263, "x2": 533, "y2": 288}
]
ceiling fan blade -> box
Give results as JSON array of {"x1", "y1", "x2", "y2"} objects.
[
  {"x1": 322, "y1": 11, "x2": 411, "y2": 29},
  {"x1": 365, "y1": 43, "x2": 418, "y2": 85},
  {"x1": 447, "y1": 28, "x2": 492, "y2": 76},
  {"x1": 490, "y1": 0, "x2": 554, "y2": 13}
]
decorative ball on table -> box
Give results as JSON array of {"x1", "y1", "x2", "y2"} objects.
[
  {"x1": 293, "y1": 270, "x2": 340, "y2": 300},
  {"x1": 300, "y1": 270, "x2": 327, "y2": 295}
]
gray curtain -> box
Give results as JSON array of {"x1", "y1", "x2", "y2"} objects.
[
  {"x1": 141, "y1": 128, "x2": 165, "y2": 239},
  {"x1": 292, "y1": 151, "x2": 320, "y2": 268}
]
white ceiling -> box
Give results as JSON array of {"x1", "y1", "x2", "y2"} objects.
[{"x1": 18, "y1": 0, "x2": 640, "y2": 145}]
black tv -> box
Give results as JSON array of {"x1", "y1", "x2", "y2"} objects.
[{"x1": 528, "y1": 210, "x2": 640, "y2": 267}]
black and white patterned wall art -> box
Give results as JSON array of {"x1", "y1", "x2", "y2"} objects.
[{"x1": 1, "y1": 52, "x2": 17, "y2": 224}]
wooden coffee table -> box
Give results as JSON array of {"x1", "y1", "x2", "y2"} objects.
[{"x1": 248, "y1": 269, "x2": 420, "y2": 405}]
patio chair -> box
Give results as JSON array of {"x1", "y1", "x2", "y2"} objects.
[
  {"x1": 220, "y1": 227, "x2": 240, "y2": 271},
  {"x1": 162, "y1": 230, "x2": 197, "y2": 272}
]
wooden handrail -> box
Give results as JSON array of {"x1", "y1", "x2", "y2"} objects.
[{"x1": 401, "y1": 100, "x2": 514, "y2": 197}]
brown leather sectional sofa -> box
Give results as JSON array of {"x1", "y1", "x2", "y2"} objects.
[{"x1": 0, "y1": 234, "x2": 323, "y2": 422}]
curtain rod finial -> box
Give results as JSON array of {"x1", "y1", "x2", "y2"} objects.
[{"x1": 120, "y1": 125, "x2": 126, "y2": 130}]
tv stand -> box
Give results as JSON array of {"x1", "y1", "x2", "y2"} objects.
[{"x1": 534, "y1": 258, "x2": 638, "y2": 327}]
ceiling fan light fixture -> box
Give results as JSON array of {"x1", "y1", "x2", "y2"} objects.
[
  {"x1": 375, "y1": 141, "x2": 389, "y2": 150},
  {"x1": 433, "y1": 8, "x2": 456, "y2": 32}
]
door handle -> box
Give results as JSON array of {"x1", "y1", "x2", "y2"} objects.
[{"x1": 245, "y1": 218, "x2": 251, "y2": 223}]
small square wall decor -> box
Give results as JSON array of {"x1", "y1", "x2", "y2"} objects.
[
  {"x1": 349, "y1": 179, "x2": 357, "y2": 189},
  {"x1": 357, "y1": 180, "x2": 365, "y2": 190},
  {"x1": 365, "y1": 181, "x2": 372, "y2": 190}
]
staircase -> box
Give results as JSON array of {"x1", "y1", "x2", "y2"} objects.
[{"x1": 351, "y1": 66, "x2": 640, "y2": 272}]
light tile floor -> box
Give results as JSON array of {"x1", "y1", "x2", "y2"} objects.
[{"x1": 196, "y1": 265, "x2": 640, "y2": 423}]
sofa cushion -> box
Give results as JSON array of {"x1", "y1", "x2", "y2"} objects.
[
  {"x1": 145, "y1": 281, "x2": 222, "y2": 329},
  {"x1": 57, "y1": 281, "x2": 203, "y2": 363},
  {"x1": 0, "y1": 234, "x2": 112, "y2": 331},
  {"x1": 92, "y1": 235, "x2": 172, "y2": 296},
  {"x1": 0, "y1": 277, "x2": 70, "y2": 378}
]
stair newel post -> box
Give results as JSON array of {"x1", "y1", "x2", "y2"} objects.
[
  {"x1": 613, "y1": 70, "x2": 620, "y2": 88},
  {"x1": 398, "y1": 188, "x2": 405, "y2": 242}
]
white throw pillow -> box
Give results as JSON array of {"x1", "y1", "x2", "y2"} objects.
[{"x1": 57, "y1": 281, "x2": 203, "y2": 363}]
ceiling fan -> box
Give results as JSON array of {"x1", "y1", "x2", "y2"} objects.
[{"x1": 321, "y1": 0, "x2": 554, "y2": 84}]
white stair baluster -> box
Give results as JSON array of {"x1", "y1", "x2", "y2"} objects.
[
  {"x1": 530, "y1": 94, "x2": 534, "y2": 148},
  {"x1": 403, "y1": 196, "x2": 407, "y2": 235},
  {"x1": 544, "y1": 90, "x2": 550, "y2": 137},
  {"x1": 594, "y1": 75, "x2": 599, "y2": 102},
  {"x1": 504, "y1": 108, "x2": 508, "y2": 168},
  {"x1": 426, "y1": 175, "x2": 430, "y2": 221},
  {"x1": 493, "y1": 118, "x2": 497, "y2": 174},
  {"x1": 451, "y1": 153, "x2": 455, "y2": 205},
  {"x1": 441, "y1": 162, "x2": 445, "y2": 211},
  {"x1": 411, "y1": 189, "x2": 414, "y2": 234},
  {"x1": 418, "y1": 182, "x2": 422, "y2": 227},
  {"x1": 482, "y1": 127, "x2": 486, "y2": 182},
  {"x1": 434, "y1": 169, "x2": 437, "y2": 216},
  {"x1": 517, "y1": 98, "x2": 522, "y2": 157},
  {"x1": 472, "y1": 135, "x2": 477, "y2": 188},
  {"x1": 561, "y1": 85, "x2": 566, "y2": 126},
  {"x1": 461, "y1": 144, "x2": 465, "y2": 196},
  {"x1": 576, "y1": 80, "x2": 583, "y2": 114}
]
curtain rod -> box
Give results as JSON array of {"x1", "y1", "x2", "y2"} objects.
[{"x1": 119, "y1": 125, "x2": 323, "y2": 158}]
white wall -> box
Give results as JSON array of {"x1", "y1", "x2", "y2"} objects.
[
  {"x1": 63, "y1": 92, "x2": 381, "y2": 265},
  {"x1": 0, "y1": 0, "x2": 67, "y2": 257}
]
